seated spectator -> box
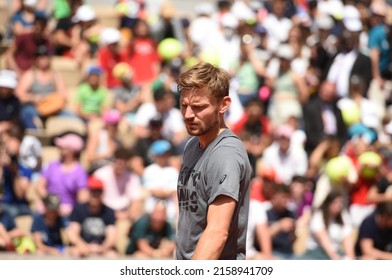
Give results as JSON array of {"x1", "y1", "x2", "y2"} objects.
[
  {"x1": 126, "y1": 200, "x2": 175, "y2": 259},
  {"x1": 0, "y1": 203, "x2": 24, "y2": 251},
  {"x1": 52, "y1": 0, "x2": 82, "y2": 57},
  {"x1": 262, "y1": 124, "x2": 308, "y2": 184},
  {"x1": 9, "y1": 0, "x2": 47, "y2": 37},
  {"x1": 267, "y1": 184, "x2": 297, "y2": 259},
  {"x1": 67, "y1": 176, "x2": 117, "y2": 258},
  {"x1": 232, "y1": 99, "x2": 271, "y2": 178},
  {"x1": 134, "y1": 86, "x2": 186, "y2": 148},
  {"x1": 112, "y1": 63, "x2": 147, "y2": 124},
  {"x1": 125, "y1": 19, "x2": 161, "y2": 86},
  {"x1": 367, "y1": 148, "x2": 392, "y2": 204},
  {"x1": 6, "y1": 15, "x2": 50, "y2": 76},
  {"x1": 75, "y1": 66, "x2": 109, "y2": 121},
  {"x1": 70, "y1": 4, "x2": 101, "y2": 66},
  {"x1": 31, "y1": 194, "x2": 67, "y2": 255},
  {"x1": 355, "y1": 202, "x2": 392, "y2": 260},
  {"x1": 303, "y1": 81, "x2": 347, "y2": 155},
  {"x1": 304, "y1": 190, "x2": 355, "y2": 260},
  {"x1": 288, "y1": 175, "x2": 313, "y2": 228},
  {"x1": 85, "y1": 110, "x2": 122, "y2": 172},
  {"x1": 98, "y1": 27, "x2": 126, "y2": 89},
  {"x1": 0, "y1": 124, "x2": 34, "y2": 218},
  {"x1": 246, "y1": 198, "x2": 273, "y2": 260},
  {"x1": 132, "y1": 114, "x2": 178, "y2": 176},
  {"x1": 143, "y1": 140, "x2": 178, "y2": 223},
  {"x1": 0, "y1": 70, "x2": 20, "y2": 132},
  {"x1": 36, "y1": 133, "x2": 88, "y2": 218},
  {"x1": 94, "y1": 147, "x2": 143, "y2": 221},
  {"x1": 16, "y1": 45, "x2": 68, "y2": 129}
]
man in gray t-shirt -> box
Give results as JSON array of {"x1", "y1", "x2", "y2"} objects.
[{"x1": 175, "y1": 62, "x2": 251, "y2": 260}]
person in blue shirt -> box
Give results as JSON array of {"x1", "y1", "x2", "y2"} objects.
[
  {"x1": 0, "y1": 203, "x2": 24, "y2": 251},
  {"x1": 31, "y1": 194, "x2": 67, "y2": 255}
]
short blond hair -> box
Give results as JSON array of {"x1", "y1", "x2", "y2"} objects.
[{"x1": 176, "y1": 62, "x2": 229, "y2": 100}]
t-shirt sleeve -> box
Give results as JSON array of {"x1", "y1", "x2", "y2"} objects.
[
  {"x1": 358, "y1": 215, "x2": 376, "y2": 241},
  {"x1": 75, "y1": 167, "x2": 88, "y2": 190},
  {"x1": 104, "y1": 207, "x2": 116, "y2": 226},
  {"x1": 69, "y1": 204, "x2": 83, "y2": 224},
  {"x1": 205, "y1": 144, "x2": 245, "y2": 205}
]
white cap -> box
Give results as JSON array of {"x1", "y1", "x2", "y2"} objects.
[
  {"x1": 371, "y1": 0, "x2": 387, "y2": 16},
  {"x1": 343, "y1": 5, "x2": 362, "y2": 32},
  {"x1": 72, "y1": 5, "x2": 96, "y2": 23},
  {"x1": 315, "y1": 15, "x2": 334, "y2": 30},
  {"x1": 100, "y1": 27, "x2": 121, "y2": 45},
  {"x1": 24, "y1": 0, "x2": 37, "y2": 7},
  {"x1": 0, "y1": 70, "x2": 17, "y2": 89},
  {"x1": 221, "y1": 13, "x2": 238, "y2": 29},
  {"x1": 195, "y1": 2, "x2": 214, "y2": 16},
  {"x1": 276, "y1": 44, "x2": 294, "y2": 60}
]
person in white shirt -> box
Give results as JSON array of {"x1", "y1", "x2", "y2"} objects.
[
  {"x1": 303, "y1": 190, "x2": 355, "y2": 260},
  {"x1": 262, "y1": 124, "x2": 308, "y2": 184}
]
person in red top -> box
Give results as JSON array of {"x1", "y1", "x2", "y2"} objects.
[
  {"x1": 350, "y1": 151, "x2": 383, "y2": 229},
  {"x1": 232, "y1": 99, "x2": 271, "y2": 178},
  {"x1": 98, "y1": 27, "x2": 127, "y2": 89},
  {"x1": 125, "y1": 19, "x2": 161, "y2": 86}
]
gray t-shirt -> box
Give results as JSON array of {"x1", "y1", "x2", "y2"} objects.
[{"x1": 176, "y1": 129, "x2": 251, "y2": 260}]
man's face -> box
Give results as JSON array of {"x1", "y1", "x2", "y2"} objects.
[
  {"x1": 180, "y1": 88, "x2": 221, "y2": 137},
  {"x1": 378, "y1": 215, "x2": 392, "y2": 229}
]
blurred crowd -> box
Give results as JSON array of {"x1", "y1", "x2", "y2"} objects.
[{"x1": 1, "y1": 0, "x2": 392, "y2": 260}]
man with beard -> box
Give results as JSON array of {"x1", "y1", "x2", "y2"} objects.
[{"x1": 175, "y1": 62, "x2": 252, "y2": 260}]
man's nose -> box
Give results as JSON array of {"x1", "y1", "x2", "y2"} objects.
[{"x1": 183, "y1": 106, "x2": 195, "y2": 119}]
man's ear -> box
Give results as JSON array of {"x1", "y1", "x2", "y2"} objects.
[{"x1": 219, "y1": 96, "x2": 231, "y2": 114}]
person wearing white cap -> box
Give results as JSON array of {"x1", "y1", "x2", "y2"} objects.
[
  {"x1": 0, "y1": 70, "x2": 20, "y2": 132},
  {"x1": 71, "y1": 4, "x2": 101, "y2": 64},
  {"x1": 326, "y1": 5, "x2": 372, "y2": 99},
  {"x1": 97, "y1": 27, "x2": 125, "y2": 89}
]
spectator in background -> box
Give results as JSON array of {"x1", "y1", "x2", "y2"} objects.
[
  {"x1": 134, "y1": 86, "x2": 186, "y2": 148},
  {"x1": 75, "y1": 65, "x2": 109, "y2": 121},
  {"x1": 0, "y1": 124, "x2": 33, "y2": 218},
  {"x1": 232, "y1": 99, "x2": 271, "y2": 178},
  {"x1": 52, "y1": 0, "x2": 82, "y2": 57},
  {"x1": 0, "y1": 203, "x2": 24, "y2": 251},
  {"x1": 266, "y1": 44, "x2": 309, "y2": 126},
  {"x1": 303, "y1": 81, "x2": 347, "y2": 154},
  {"x1": 6, "y1": 15, "x2": 50, "y2": 76},
  {"x1": 16, "y1": 45, "x2": 67, "y2": 129},
  {"x1": 0, "y1": 70, "x2": 20, "y2": 132},
  {"x1": 326, "y1": 6, "x2": 372, "y2": 99},
  {"x1": 36, "y1": 133, "x2": 88, "y2": 219},
  {"x1": 85, "y1": 110, "x2": 122, "y2": 173},
  {"x1": 246, "y1": 196, "x2": 273, "y2": 260},
  {"x1": 94, "y1": 147, "x2": 143, "y2": 221},
  {"x1": 112, "y1": 62, "x2": 147, "y2": 124},
  {"x1": 143, "y1": 140, "x2": 178, "y2": 223},
  {"x1": 126, "y1": 200, "x2": 175, "y2": 258},
  {"x1": 70, "y1": 4, "x2": 101, "y2": 67},
  {"x1": 31, "y1": 194, "x2": 66, "y2": 255},
  {"x1": 67, "y1": 176, "x2": 117, "y2": 258},
  {"x1": 262, "y1": 124, "x2": 308, "y2": 185},
  {"x1": 267, "y1": 184, "x2": 297, "y2": 259},
  {"x1": 98, "y1": 27, "x2": 125, "y2": 89},
  {"x1": 304, "y1": 190, "x2": 355, "y2": 260},
  {"x1": 9, "y1": 0, "x2": 47, "y2": 37},
  {"x1": 288, "y1": 175, "x2": 313, "y2": 227},
  {"x1": 125, "y1": 19, "x2": 161, "y2": 86},
  {"x1": 355, "y1": 202, "x2": 392, "y2": 260}
]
